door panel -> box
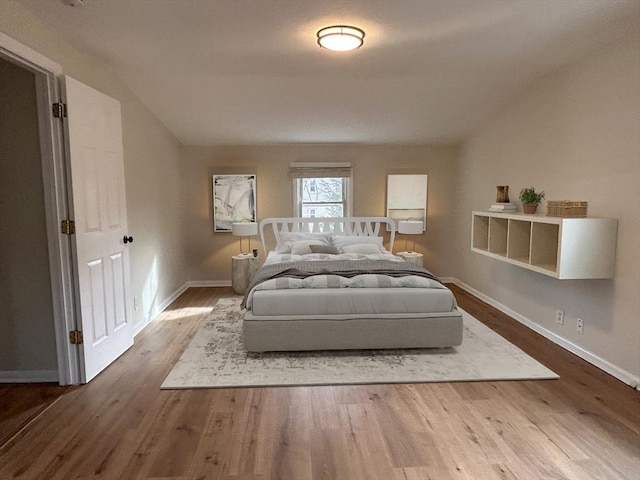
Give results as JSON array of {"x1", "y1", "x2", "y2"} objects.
[
  {"x1": 64, "y1": 76, "x2": 133, "y2": 382},
  {"x1": 110, "y1": 252, "x2": 127, "y2": 330},
  {"x1": 87, "y1": 258, "x2": 107, "y2": 345},
  {"x1": 80, "y1": 144, "x2": 101, "y2": 232},
  {"x1": 105, "y1": 151, "x2": 122, "y2": 228}
]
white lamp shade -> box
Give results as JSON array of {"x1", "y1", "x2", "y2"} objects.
[
  {"x1": 398, "y1": 220, "x2": 424, "y2": 235},
  {"x1": 232, "y1": 222, "x2": 258, "y2": 237}
]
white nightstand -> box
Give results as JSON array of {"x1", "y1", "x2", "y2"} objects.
[
  {"x1": 232, "y1": 254, "x2": 258, "y2": 294},
  {"x1": 397, "y1": 251, "x2": 423, "y2": 267}
]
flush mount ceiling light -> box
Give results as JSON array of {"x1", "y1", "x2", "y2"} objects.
[{"x1": 317, "y1": 25, "x2": 365, "y2": 51}]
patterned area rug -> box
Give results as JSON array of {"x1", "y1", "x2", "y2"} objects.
[{"x1": 161, "y1": 297, "x2": 558, "y2": 389}]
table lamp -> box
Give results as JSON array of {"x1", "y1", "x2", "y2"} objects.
[
  {"x1": 232, "y1": 222, "x2": 258, "y2": 255},
  {"x1": 397, "y1": 220, "x2": 424, "y2": 253}
]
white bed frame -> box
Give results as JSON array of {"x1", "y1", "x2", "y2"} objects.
[{"x1": 244, "y1": 217, "x2": 463, "y2": 352}]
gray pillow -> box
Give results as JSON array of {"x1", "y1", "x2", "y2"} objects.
[{"x1": 309, "y1": 244, "x2": 339, "y2": 255}]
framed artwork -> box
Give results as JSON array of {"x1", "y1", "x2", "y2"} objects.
[
  {"x1": 386, "y1": 174, "x2": 428, "y2": 230},
  {"x1": 212, "y1": 174, "x2": 256, "y2": 232}
]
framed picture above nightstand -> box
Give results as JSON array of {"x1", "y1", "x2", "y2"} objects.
[
  {"x1": 386, "y1": 174, "x2": 428, "y2": 231},
  {"x1": 213, "y1": 174, "x2": 256, "y2": 232}
]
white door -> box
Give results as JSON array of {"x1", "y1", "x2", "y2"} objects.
[{"x1": 64, "y1": 76, "x2": 134, "y2": 382}]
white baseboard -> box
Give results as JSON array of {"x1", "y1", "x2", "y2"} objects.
[
  {"x1": 157, "y1": 282, "x2": 190, "y2": 314},
  {"x1": 0, "y1": 370, "x2": 58, "y2": 383},
  {"x1": 449, "y1": 278, "x2": 640, "y2": 391},
  {"x1": 132, "y1": 320, "x2": 148, "y2": 337},
  {"x1": 133, "y1": 282, "x2": 190, "y2": 337},
  {"x1": 187, "y1": 280, "x2": 232, "y2": 287},
  {"x1": 133, "y1": 280, "x2": 232, "y2": 337}
]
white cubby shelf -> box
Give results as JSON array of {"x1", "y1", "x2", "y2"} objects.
[{"x1": 471, "y1": 211, "x2": 617, "y2": 279}]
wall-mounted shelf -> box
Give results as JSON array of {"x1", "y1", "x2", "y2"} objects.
[{"x1": 471, "y1": 211, "x2": 617, "y2": 279}]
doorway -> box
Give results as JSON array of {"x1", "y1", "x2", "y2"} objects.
[
  {"x1": 0, "y1": 31, "x2": 136, "y2": 386},
  {"x1": 0, "y1": 57, "x2": 59, "y2": 382},
  {"x1": 0, "y1": 32, "x2": 77, "y2": 385}
]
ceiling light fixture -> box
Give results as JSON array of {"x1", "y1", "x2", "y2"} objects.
[{"x1": 317, "y1": 25, "x2": 365, "y2": 52}]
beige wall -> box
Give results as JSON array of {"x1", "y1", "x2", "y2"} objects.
[
  {"x1": 0, "y1": 1, "x2": 188, "y2": 330},
  {"x1": 453, "y1": 31, "x2": 640, "y2": 382},
  {"x1": 182, "y1": 144, "x2": 460, "y2": 282},
  {"x1": 0, "y1": 57, "x2": 57, "y2": 373}
]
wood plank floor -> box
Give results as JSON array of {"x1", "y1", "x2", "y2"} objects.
[
  {"x1": 0, "y1": 285, "x2": 638, "y2": 479},
  {"x1": 0, "y1": 383, "x2": 71, "y2": 447}
]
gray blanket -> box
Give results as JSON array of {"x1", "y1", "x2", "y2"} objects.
[{"x1": 241, "y1": 259, "x2": 443, "y2": 309}]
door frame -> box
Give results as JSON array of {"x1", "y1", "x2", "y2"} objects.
[{"x1": 0, "y1": 32, "x2": 79, "y2": 385}]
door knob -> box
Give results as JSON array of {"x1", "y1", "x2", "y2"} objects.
[{"x1": 123, "y1": 235, "x2": 134, "y2": 244}]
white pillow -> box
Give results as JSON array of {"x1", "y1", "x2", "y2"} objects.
[
  {"x1": 341, "y1": 243, "x2": 386, "y2": 255},
  {"x1": 275, "y1": 232, "x2": 332, "y2": 253},
  {"x1": 332, "y1": 235, "x2": 385, "y2": 253},
  {"x1": 290, "y1": 240, "x2": 327, "y2": 255}
]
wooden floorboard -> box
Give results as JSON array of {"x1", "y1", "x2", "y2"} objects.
[
  {"x1": 0, "y1": 285, "x2": 638, "y2": 479},
  {"x1": 0, "y1": 383, "x2": 71, "y2": 447}
]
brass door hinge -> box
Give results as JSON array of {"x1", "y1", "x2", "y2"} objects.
[
  {"x1": 69, "y1": 330, "x2": 83, "y2": 345},
  {"x1": 52, "y1": 102, "x2": 67, "y2": 118},
  {"x1": 61, "y1": 219, "x2": 75, "y2": 235}
]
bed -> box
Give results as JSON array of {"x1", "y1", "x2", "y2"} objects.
[{"x1": 241, "y1": 217, "x2": 463, "y2": 352}]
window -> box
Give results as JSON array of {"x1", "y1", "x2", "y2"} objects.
[
  {"x1": 297, "y1": 177, "x2": 347, "y2": 217},
  {"x1": 290, "y1": 163, "x2": 352, "y2": 218}
]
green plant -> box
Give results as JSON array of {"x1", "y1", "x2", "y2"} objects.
[{"x1": 519, "y1": 187, "x2": 545, "y2": 205}]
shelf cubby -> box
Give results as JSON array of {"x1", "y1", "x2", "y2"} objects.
[
  {"x1": 471, "y1": 211, "x2": 617, "y2": 279},
  {"x1": 531, "y1": 222, "x2": 559, "y2": 273},
  {"x1": 488, "y1": 217, "x2": 508, "y2": 256},
  {"x1": 472, "y1": 215, "x2": 489, "y2": 251},
  {"x1": 507, "y1": 219, "x2": 531, "y2": 264}
]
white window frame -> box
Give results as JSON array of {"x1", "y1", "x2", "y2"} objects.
[{"x1": 290, "y1": 162, "x2": 353, "y2": 218}]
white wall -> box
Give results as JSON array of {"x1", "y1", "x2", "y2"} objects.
[
  {"x1": 453, "y1": 31, "x2": 640, "y2": 385},
  {"x1": 0, "y1": 57, "x2": 57, "y2": 374},
  {"x1": 182, "y1": 144, "x2": 461, "y2": 283},
  {"x1": 0, "y1": 1, "x2": 189, "y2": 332}
]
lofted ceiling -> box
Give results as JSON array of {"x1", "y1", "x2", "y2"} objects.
[{"x1": 19, "y1": 0, "x2": 639, "y2": 145}]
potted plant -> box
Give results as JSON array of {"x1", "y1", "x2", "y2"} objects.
[{"x1": 519, "y1": 187, "x2": 545, "y2": 214}]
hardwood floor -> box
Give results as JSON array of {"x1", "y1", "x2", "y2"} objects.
[
  {"x1": 0, "y1": 383, "x2": 70, "y2": 447},
  {"x1": 0, "y1": 285, "x2": 638, "y2": 479}
]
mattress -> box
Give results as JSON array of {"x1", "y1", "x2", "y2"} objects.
[{"x1": 249, "y1": 287, "x2": 457, "y2": 317}]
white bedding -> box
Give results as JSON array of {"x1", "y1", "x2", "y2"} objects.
[{"x1": 245, "y1": 251, "x2": 452, "y2": 315}]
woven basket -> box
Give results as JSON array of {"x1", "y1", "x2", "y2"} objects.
[{"x1": 547, "y1": 201, "x2": 587, "y2": 218}]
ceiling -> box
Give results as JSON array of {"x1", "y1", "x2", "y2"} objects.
[{"x1": 19, "y1": 0, "x2": 639, "y2": 145}]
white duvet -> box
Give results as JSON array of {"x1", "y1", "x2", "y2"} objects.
[{"x1": 244, "y1": 251, "x2": 446, "y2": 310}]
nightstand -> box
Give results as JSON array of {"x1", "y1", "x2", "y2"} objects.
[
  {"x1": 232, "y1": 254, "x2": 258, "y2": 294},
  {"x1": 397, "y1": 251, "x2": 423, "y2": 267}
]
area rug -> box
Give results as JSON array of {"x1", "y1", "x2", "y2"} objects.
[{"x1": 161, "y1": 298, "x2": 558, "y2": 389}]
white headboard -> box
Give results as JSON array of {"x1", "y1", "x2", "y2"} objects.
[{"x1": 259, "y1": 217, "x2": 396, "y2": 253}]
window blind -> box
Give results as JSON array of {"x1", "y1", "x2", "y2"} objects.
[{"x1": 289, "y1": 162, "x2": 352, "y2": 179}]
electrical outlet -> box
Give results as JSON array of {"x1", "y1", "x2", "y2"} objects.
[
  {"x1": 576, "y1": 318, "x2": 584, "y2": 334},
  {"x1": 555, "y1": 309, "x2": 565, "y2": 325}
]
